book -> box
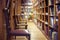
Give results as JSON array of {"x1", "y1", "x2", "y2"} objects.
[
  {"x1": 49, "y1": 29, "x2": 53, "y2": 40},
  {"x1": 56, "y1": 5, "x2": 60, "y2": 11},
  {"x1": 56, "y1": 5, "x2": 60, "y2": 16},
  {"x1": 51, "y1": 0, "x2": 54, "y2": 4},
  {"x1": 49, "y1": 0, "x2": 51, "y2": 5},
  {"x1": 46, "y1": 25, "x2": 48, "y2": 35},
  {"x1": 50, "y1": 7, "x2": 54, "y2": 16},
  {"x1": 56, "y1": 18, "x2": 58, "y2": 22},
  {"x1": 52, "y1": 32, "x2": 58, "y2": 40},
  {"x1": 50, "y1": 17, "x2": 54, "y2": 27},
  {"x1": 49, "y1": 0, "x2": 54, "y2": 5},
  {"x1": 53, "y1": 21, "x2": 58, "y2": 31}
]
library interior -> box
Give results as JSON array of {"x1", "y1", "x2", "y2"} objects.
[{"x1": 0, "y1": 0, "x2": 60, "y2": 40}]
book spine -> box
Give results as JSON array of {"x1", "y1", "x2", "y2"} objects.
[
  {"x1": 51, "y1": 0, "x2": 54, "y2": 4},
  {"x1": 49, "y1": 29, "x2": 53, "y2": 40},
  {"x1": 49, "y1": 0, "x2": 51, "y2": 5},
  {"x1": 52, "y1": 32, "x2": 58, "y2": 40}
]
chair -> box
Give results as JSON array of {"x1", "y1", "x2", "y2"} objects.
[
  {"x1": 4, "y1": 8, "x2": 30, "y2": 40},
  {"x1": 13, "y1": 14, "x2": 28, "y2": 29}
]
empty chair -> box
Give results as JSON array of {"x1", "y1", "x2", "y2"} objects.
[
  {"x1": 4, "y1": 8, "x2": 30, "y2": 40},
  {"x1": 13, "y1": 13, "x2": 28, "y2": 29}
]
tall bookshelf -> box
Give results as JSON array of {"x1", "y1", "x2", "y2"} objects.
[{"x1": 33, "y1": 0, "x2": 60, "y2": 40}]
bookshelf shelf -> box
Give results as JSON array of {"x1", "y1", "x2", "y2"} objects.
[
  {"x1": 33, "y1": 0, "x2": 60, "y2": 40},
  {"x1": 37, "y1": 18, "x2": 44, "y2": 23},
  {"x1": 45, "y1": 13, "x2": 48, "y2": 15},
  {"x1": 49, "y1": 25, "x2": 58, "y2": 32},
  {"x1": 49, "y1": 15, "x2": 55, "y2": 17},
  {"x1": 49, "y1": 4, "x2": 54, "y2": 7},
  {"x1": 41, "y1": 20, "x2": 44, "y2": 23},
  {"x1": 44, "y1": 22, "x2": 48, "y2": 25},
  {"x1": 49, "y1": 25, "x2": 53, "y2": 28}
]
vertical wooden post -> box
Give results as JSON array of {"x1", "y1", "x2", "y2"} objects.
[
  {"x1": 10, "y1": 0, "x2": 15, "y2": 30},
  {"x1": 58, "y1": 13, "x2": 60, "y2": 40}
]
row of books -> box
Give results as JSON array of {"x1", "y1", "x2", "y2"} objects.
[
  {"x1": 49, "y1": 4, "x2": 60, "y2": 16},
  {"x1": 49, "y1": 29, "x2": 58, "y2": 40},
  {"x1": 45, "y1": 25, "x2": 58, "y2": 40},
  {"x1": 49, "y1": 0, "x2": 60, "y2": 5},
  {"x1": 37, "y1": 21, "x2": 58, "y2": 39},
  {"x1": 56, "y1": 5, "x2": 60, "y2": 16},
  {"x1": 37, "y1": 16, "x2": 58, "y2": 29},
  {"x1": 49, "y1": 0, "x2": 54, "y2": 5},
  {"x1": 37, "y1": 21, "x2": 45, "y2": 30},
  {"x1": 45, "y1": 25, "x2": 49, "y2": 35},
  {"x1": 50, "y1": 17, "x2": 54, "y2": 27},
  {"x1": 56, "y1": 5, "x2": 60, "y2": 12},
  {"x1": 50, "y1": 7, "x2": 54, "y2": 16},
  {"x1": 37, "y1": 17, "x2": 58, "y2": 40},
  {"x1": 37, "y1": 21, "x2": 58, "y2": 40},
  {"x1": 41, "y1": 0, "x2": 60, "y2": 6},
  {"x1": 50, "y1": 16, "x2": 58, "y2": 27}
]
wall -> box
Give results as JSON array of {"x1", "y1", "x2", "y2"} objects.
[{"x1": 0, "y1": 0, "x2": 6, "y2": 40}]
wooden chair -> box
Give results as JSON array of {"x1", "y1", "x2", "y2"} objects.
[
  {"x1": 4, "y1": 8, "x2": 30, "y2": 40},
  {"x1": 13, "y1": 14, "x2": 28, "y2": 29}
]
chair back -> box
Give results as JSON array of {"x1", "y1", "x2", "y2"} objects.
[
  {"x1": 3, "y1": 8, "x2": 11, "y2": 40},
  {"x1": 4, "y1": 8, "x2": 10, "y2": 33},
  {"x1": 13, "y1": 11, "x2": 20, "y2": 29},
  {"x1": 13, "y1": 15, "x2": 18, "y2": 29}
]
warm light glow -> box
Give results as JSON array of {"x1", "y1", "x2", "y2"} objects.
[
  {"x1": 27, "y1": 3, "x2": 33, "y2": 5},
  {"x1": 25, "y1": 16, "x2": 28, "y2": 18},
  {"x1": 33, "y1": 1, "x2": 38, "y2": 6},
  {"x1": 28, "y1": 6, "x2": 33, "y2": 8},
  {"x1": 25, "y1": 12, "x2": 26, "y2": 14}
]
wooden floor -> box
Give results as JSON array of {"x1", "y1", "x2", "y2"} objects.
[{"x1": 13, "y1": 21, "x2": 47, "y2": 40}]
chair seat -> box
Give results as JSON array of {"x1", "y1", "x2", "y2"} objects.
[
  {"x1": 10, "y1": 29, "x2": 30, "y2": 36},
  {"x1": 17, "y1": 24, "x2": 28, "y2": 26},
  {"x1": 17, "y1": 24, "x2": 28, "y2": 29}
]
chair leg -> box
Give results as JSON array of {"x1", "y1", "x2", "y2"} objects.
[
  {"x1": 9, "y1": 35, "x2": 12, "y2": 40},
  {"x1": 7, "y1": 34, "x2": 11, "y2": 40},
  {"x1": 15, "y1": 36, "x2": 16, "y2": 40},
  {"x1": 28, "y1": 35, "x2": 30, "y2": 40},
  {"x1": 26, "y1": 35, "x2": 30, "y2": 40}
]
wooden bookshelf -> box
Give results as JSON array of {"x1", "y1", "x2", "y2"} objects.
[
  {"x1": 33, "y1": 0, "x2": 60, "y2": 40},
  {"x1": 58, "y1": 12, "x2": 60, "y2": 40}
]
